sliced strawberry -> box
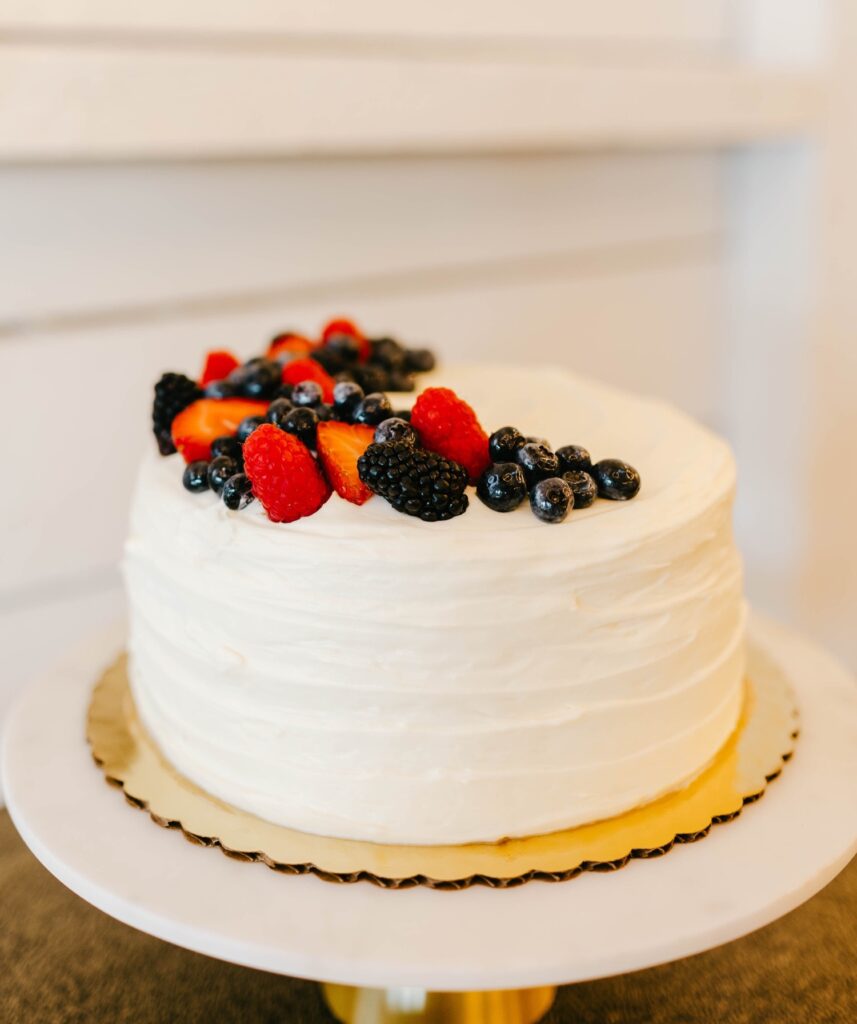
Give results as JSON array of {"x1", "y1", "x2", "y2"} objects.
[
  {"x1": 281, "y1": 357, "x2": 335, "y2": 403},
  {"x1": 320, "y1": 317, "x2": 371, "y2": 363},
  {"x1": 316, "y1": 421, "x2": 376, "y2": 505},
  {"x1": 199, "y1": 349, "x2": 240, "y2": 386},
  {"x1": 267, "y1": 333, "x2": 316, "y2": 361},
  {"x1": 171, "y1": 398, "x2": 268, "y2": 463},
  {"x1": 243, "y1": 424, "x2": 331, "y2": 523}
]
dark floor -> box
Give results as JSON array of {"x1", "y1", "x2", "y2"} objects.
[{"x1": 0, "y1": 810, "x2": 854, "y2": 1023}]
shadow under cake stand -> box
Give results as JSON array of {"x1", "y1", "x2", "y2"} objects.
[{"x1": 4, "y1": 613, "x2": 856, "y2": 1024}]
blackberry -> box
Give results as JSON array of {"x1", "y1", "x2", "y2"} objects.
[
  {"x1": 374, "y1": 417, "x2": 418, "y2": 446},
  {"x1": 222, "y1": 473, "x2": 254, "y2": 510},
  {"x1": 358, "y1": 441, "x2": 469, "y2": 522},
  {"x1": 476, "y1": 462, "x2": 527, "y2": 513},
  {"x1": 592, "y1": 459, "x2": 641, "y2": 501},
  {"x1": 488, "y1": 425, "x2": 526, "y2": 463},
  {"x1": 152, "y1": 373, "x2": 202, "y2": 455},
  {"x1": 562, "y1": 469, "x2": 597, "y2": 509},
  {"x1": 556, "y1": 444, "x2": 592, "y2": 475},
  {"x1": 182, "y1": 460, "x2": 210, "y2": 493}
]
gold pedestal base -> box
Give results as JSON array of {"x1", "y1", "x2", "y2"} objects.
[{"x1": 322, "y1": 983, "x2": 556, "y2": 1024}]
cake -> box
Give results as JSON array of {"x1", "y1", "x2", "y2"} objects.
[{"x1": 124, "y1": 330, "x2": 745, "y2": 847}]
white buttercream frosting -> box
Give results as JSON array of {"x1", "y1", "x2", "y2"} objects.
[{"x1": 124, "y1": 365, "x2": 745, "y2": 845}]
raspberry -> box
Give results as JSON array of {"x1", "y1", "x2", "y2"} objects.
[
  {"x1": 199, "y1": 349, "x2": 240, "y2": 386},
  {"x1": 243, "y1": 424, "x2": 331, "y2": 523},
  {"x1": 410, "y1": 387, "x2": 489, "y2": 483},
  {"x1": 357, "y1": 441, "x2": 468, "y2": 522},
  {"x1": 281, "y1": 358, "x2": 335, "y2": 403}
]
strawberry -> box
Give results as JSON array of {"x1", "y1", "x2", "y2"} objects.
[
  {"x1": 281, "y1": 357, "x2": 335, "y2": 402},
  {"x1": 199, "y1": 349, "x2": 240, "y2": 386},
  {"x1": 171, "y1": 398, "x2": 268, "y2": 463},
  {"x1": 267, "y1": 333, "x2": 315, "y2": 361},
  {"x1": 243, "y1": 424, "x2": 331, "y2": 523},
  {"x1": 320, "y1": 317, "x2": 371, "y2": 363},
  {"x1": 316, "y1": 421, "x2": 375, "y2": 505},
  {"x1": 410, "y1": 387, "x2": 490, "y2": 483}
]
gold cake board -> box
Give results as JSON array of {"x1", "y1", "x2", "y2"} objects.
[{"x1": 87, "y1": 648, "x2": 798, "y2": 1023}]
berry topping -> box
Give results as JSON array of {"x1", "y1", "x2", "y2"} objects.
[
  {"x1": 556, "y1": 445, "x2": 593, "y2": 475},
  {"x1": 229, "y1": 358, "x2": 282, "y2": 399},
  {"x1": 516, "y1": 442, "x2": 559, "y2": 486},
  {"x1": 222, "y1": 473, "x2": 255, "y2": 510},
  {"x1": 182, "y1": 460, "x2": 210, "y2": 493},
  {"x1": 332, "y1": 380, "x2": 364, "y2": 420},
  {"x1": 243, "y1": 424, "x2": 330, "y2": 523},
  {"x1": 237, "y1": 415, "x2": 267, "y2": 443},
  {"x1": 405, "y1": 348, "x2": 436, "y2": 373},
  {"x1": 410, "y1": 387, "x2": 490, "y2": 483},
  {"x1": 562, "y1": 469, "x2": 597, "y2": 509},
  {"x1": 291, "y1": 380, "x2": 324, "y2": 407},
  {"x1": 488, "y1": 425, "x2": 526, "y2": 464},
  {"x1": 387, "y1": 372, "x2": 416, "y2": 393},
  {"x1": 316, "y1": 421, "x2": 376, "y2": 505},
  {"x1": 371, "y1": 337, "x2": 407, "y2": 372},
  {"x1": 476, "y1": 462, "x2": 528, "y2": 513},
  {"x1": 199, "y1": 349, "x2": 240, "y2": 387},
  {"x1": 351, "y1": 365, "x2": 390, "y2": 394},
  {"x1": 530, "y1": 477, "x2": 573, "y2": 523},
  {"x1": 207, "y1": 455, "x2": 240, "y2": 495},
  {"x1": 321, "y1": 333, "x2": 362, "y2": 367},
  {"x1": 593, "y1": 459, "x2": 641, "y2": 501},
  {"x1": 321, "y1": 317, "x2": 371, "y2": 362},
  {"x1": 267, "y1": 333, "x2": 315, "y2": 361},
  {"x1": 152, "y1": 373, "x2": 203, "y2": 456},
  {"x1": 358, "y1": 442, "x2": 469, "y2": 522},
  {"x1": 170, "y1": 398, "x2": 268, "y2": 463},
  {"x1": 353, "y1": 392, "x2": 394, "y2": 426},
  {"x1": 280, "y1": 406, "x2": 319, "y2": 448},
  {"x1": 210, "y1": 435, "x2": 243, "y2": 462},
  {"x1": 281, "y1": 358, "x2": 336, "y2": 403},
  {"x1": 374, "y1": 417, "x2": 418, "y2": 446}
]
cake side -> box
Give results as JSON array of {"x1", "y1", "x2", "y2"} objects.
[{"x1": 124, "y1": 366, "x2": 745, "y2": 845}]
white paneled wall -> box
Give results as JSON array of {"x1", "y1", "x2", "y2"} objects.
[{"x1": 2, "y1": 0, "x2": 849, "y2": 808}]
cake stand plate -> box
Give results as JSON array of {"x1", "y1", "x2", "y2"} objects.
[{"x1": 3, "y1": 613, "x2": 856, "y2": 1024}]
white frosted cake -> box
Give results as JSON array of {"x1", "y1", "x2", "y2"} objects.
[{"x1": 126, "y1": 361, "x2": 745, "y2": 846}]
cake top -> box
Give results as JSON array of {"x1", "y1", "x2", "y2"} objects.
[{"x1": 149, "y1": 317, "x2": 731, "y2": 542}]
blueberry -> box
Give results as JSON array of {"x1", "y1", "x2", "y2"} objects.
[
  {"x1": 281, "y1": 406, "x2": 319, "y2": 447},
  {"x1": 562, "y1": 470, "x2": 597, "y2": 509},
  {"x1": 237, "y1": 415, "x2": 266, "y2": 443},
  {"x1": 222, "y1": 473, "x2": 255, "y2": 511},
  {"x1": 352, "y1": 365, "x2": 389, "y2": 394},
  {"x1": 310, "y1": 347, "x2": 345, "y2": 375},
  {"x1": 592, "y1": 459, "x2": 641, "y2": 501},
  {"x1": 489, "y1": 426, "x2": 526, "y2": 463},
  {"x1": 325, "y1": 333, "x2": 362, "y2": 365},
  {"x1": 291, "y1": 380, "x2": 324, "y2": 407},
  {"x1": 517, "y1": 442, "x2": 559, "y2": 486},
  {"x1": 371, "y1": 337, "x2": 407, "y2": 372},
  {"x1": 267, "y1": 397, "x2": 295, "y2": 426},
  {"x1": 210, "y1": 435, "x2": 243, "y2": 461},
  {"x1": 394, "y1": 408, "x2": 412, "y2": 422},
  {"x1": 230, "y1": 358, "x2": 281, "y2": 399},
  {"x1": 387, "y1": 372, "x2": 416, "y2": 393},
  {"x1": 530, "y1": 477, "x2": 573, "y2": 523},
  {"x1": 374, "y1": 417, "x2": 418, "y2": 445},
  {"x1": 332, "y1": 380, "x2": 364, "y2": 422},
  {"x1": 354, "y1": 392, "x2": 393, "y2": 426},
  {"x1": 271, "y1": 384, "x2": 294, "y2": 403},
  {"x1": 525, "y1": 436, "x2": 551, "y2": 450},
  {"x1": 182, "y1": 460, "x2": 210, "y2": 493},
  {"x1": 477, "y1": 462, "x2": 528, "y2": 513},
  {"x1": 556, "y1": 445, "x2": 592, "y2": 474},
  {"x1": 405, "y1": 348, "x2": 436, "y2": 373},
  {"x1": 315, "y1": 403, "x2": 333, "y2": 422},
  {"x1": 204, "y1": 379, "x2": 240, "y2": 399},
  {"x1": 208, "y1": 456, "x2": 240, "y2": 495}
]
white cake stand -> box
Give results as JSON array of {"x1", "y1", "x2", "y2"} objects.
[{"x1": 3, "y1": 613, "x2": 856, "y2": 1024}]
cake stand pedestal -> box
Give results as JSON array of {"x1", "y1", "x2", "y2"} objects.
[{"x1": 3, "y1": 614, "x2": 856, "y2": 1024}]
